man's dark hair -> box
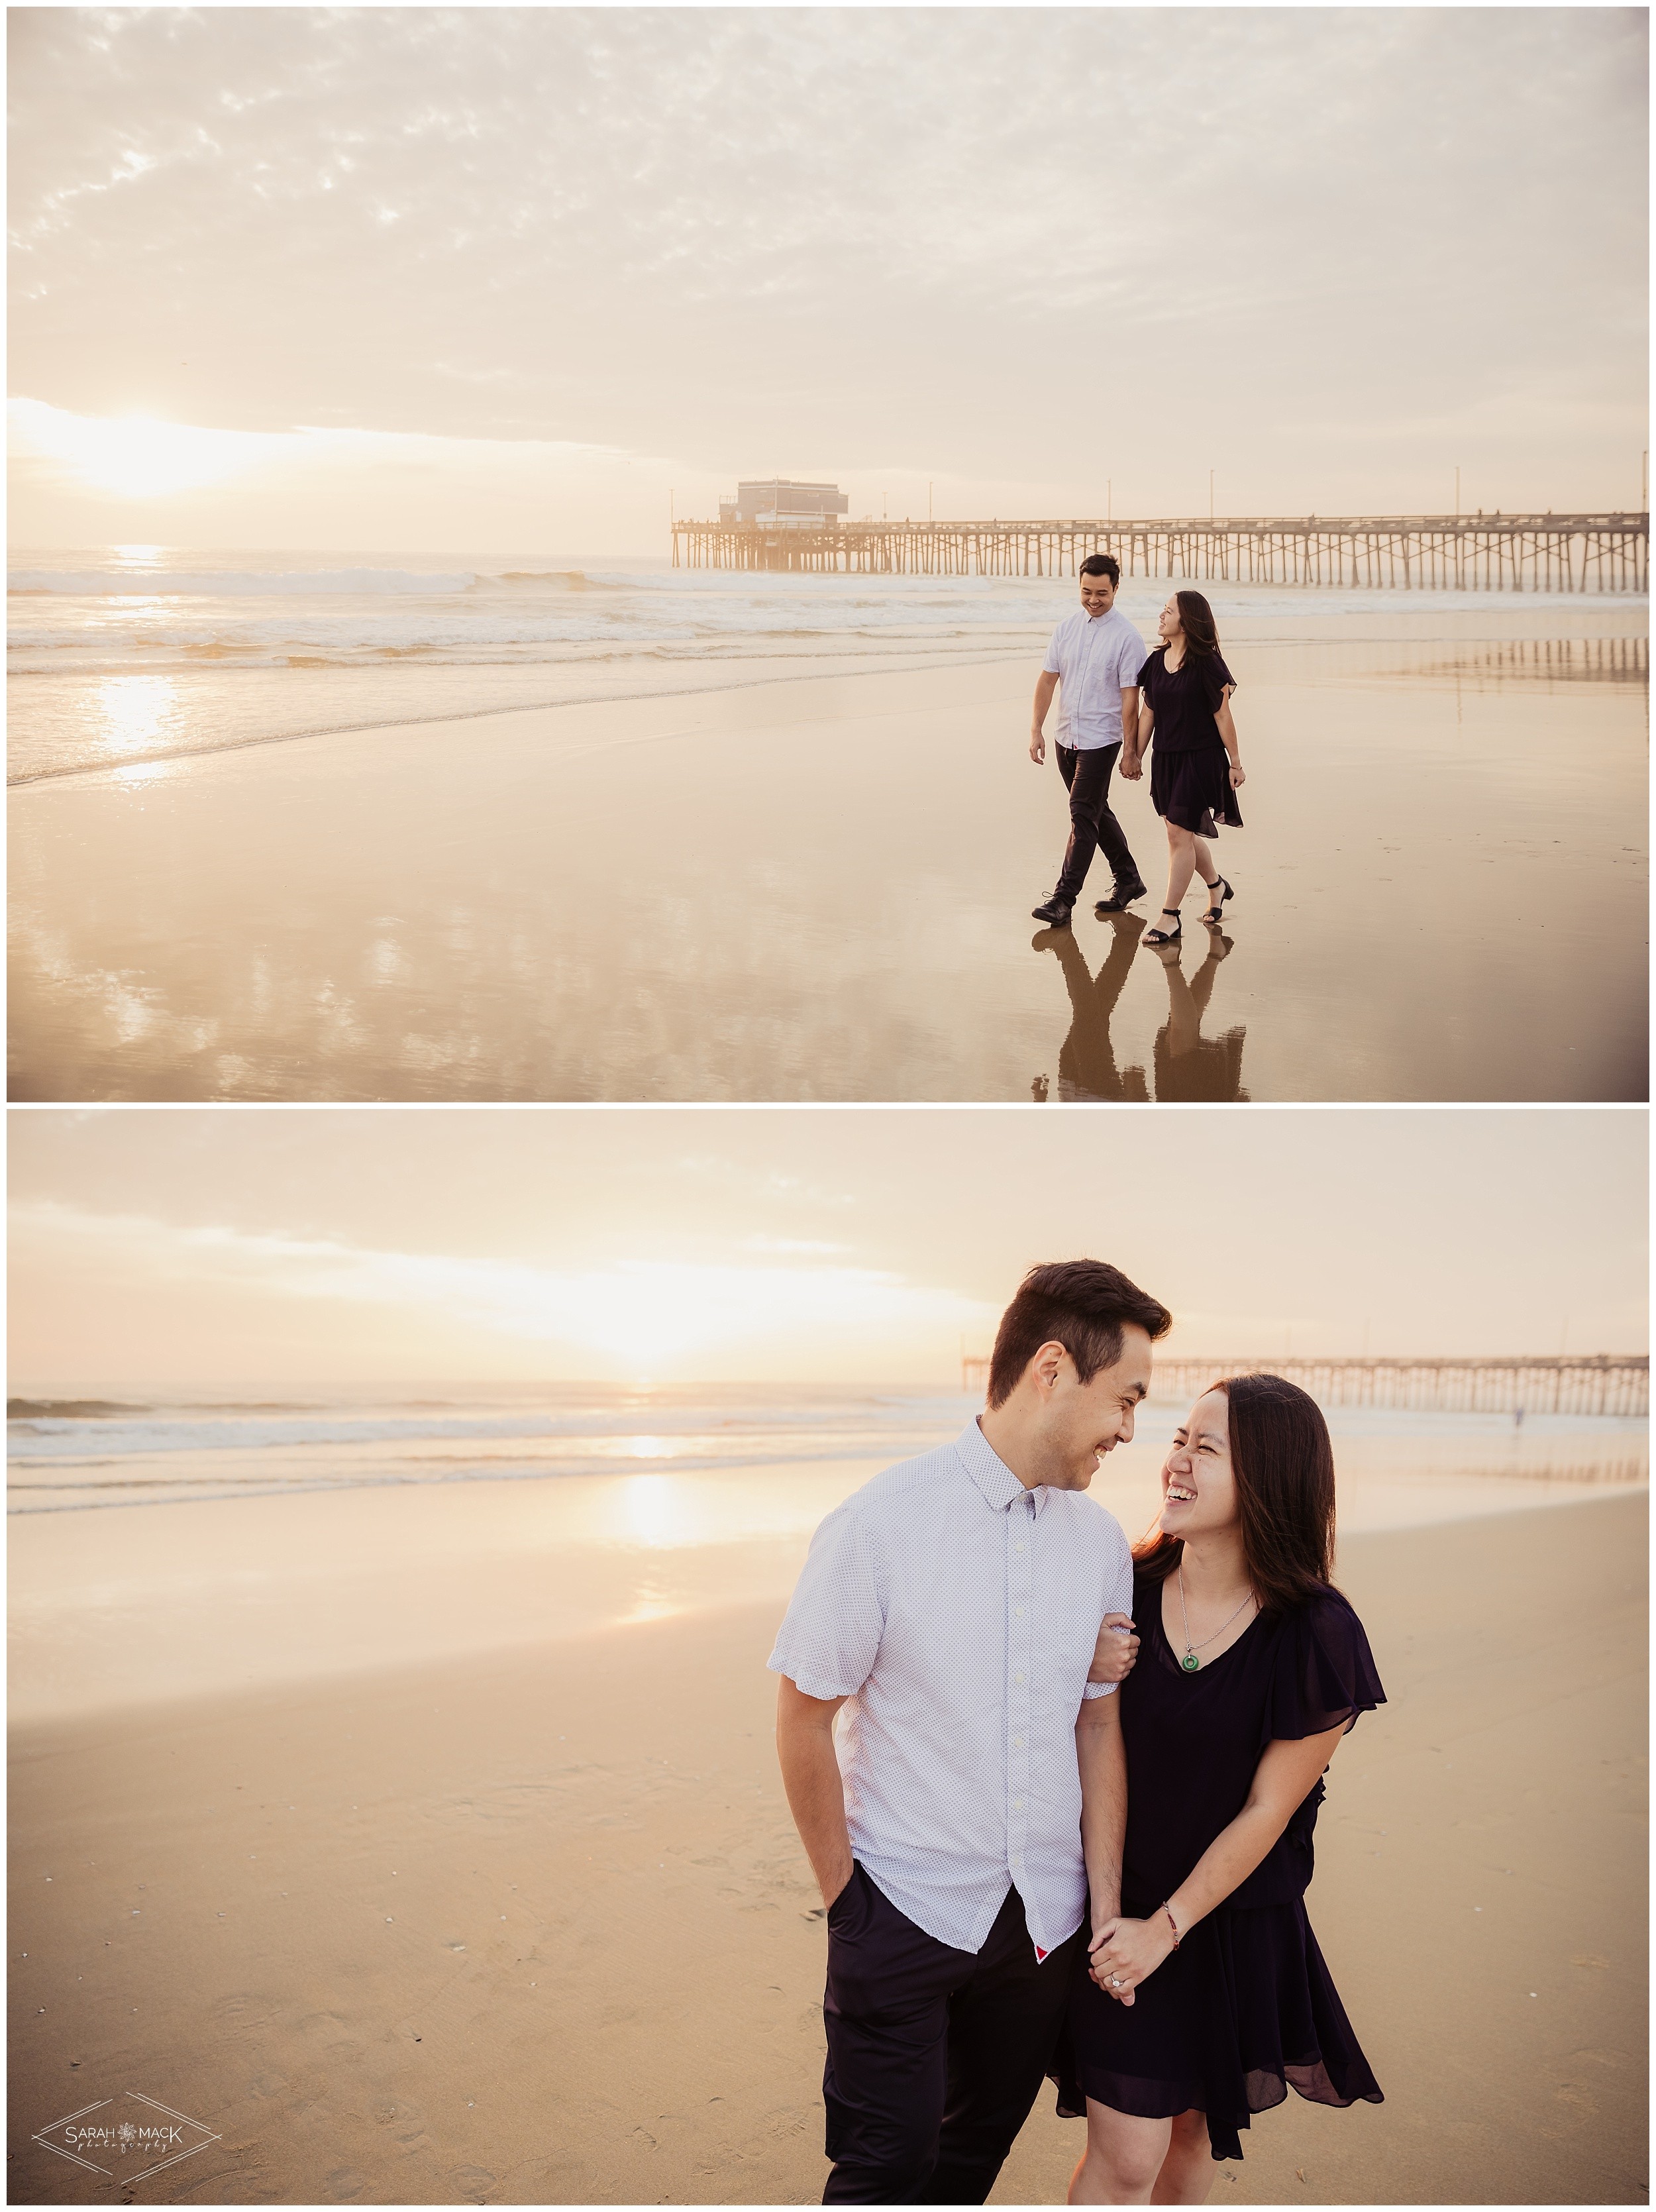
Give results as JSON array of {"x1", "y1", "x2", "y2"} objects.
[
  {"x1": 1078, "y1": 552, "x2": 1121, "y2": 586},
  {"x1": 986, "y1": 1260, "x2": 1172, "y2": 1408}
]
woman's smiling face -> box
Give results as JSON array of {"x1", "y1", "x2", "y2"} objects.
[{"x1": 1160, "y1": 1389, "x2": 1238, "y2": 1539}]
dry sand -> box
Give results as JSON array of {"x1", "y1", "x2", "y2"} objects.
[
  {"x1": 9, "y1": 626, "x2": 1647, "y2": 1104},
  {"x1": 8, "y1": 1492, "x2": 1645, "y2": 2205}
]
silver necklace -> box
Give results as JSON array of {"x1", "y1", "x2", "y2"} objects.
[{"x1": 1176, "y1": 1562, "x2": 1255, "y2": 1673}]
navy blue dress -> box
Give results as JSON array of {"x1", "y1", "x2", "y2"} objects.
[{"x1": 1053, "y1": 1572, "x2": 1385, "y2": 2162}]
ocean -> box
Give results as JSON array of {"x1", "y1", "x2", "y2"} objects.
[
  {"x1": 10, "y1": 1383, "x2": 1644, "y2": 1720},
  {"x1": 8, "y1": 1383, "x2": 1646, "y2": 1518},
  {"x1": 10, "y1": 547, "x2": 1645, "y2": 786}
]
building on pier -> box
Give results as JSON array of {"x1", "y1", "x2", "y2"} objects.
[{"x1": 717, "y1": 478, "x2": 850, "y2": 529}]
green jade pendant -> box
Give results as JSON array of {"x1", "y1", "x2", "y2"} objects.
[{"x1": 1180, "y1": 1652, "x2": 1202, "y2": 1673}]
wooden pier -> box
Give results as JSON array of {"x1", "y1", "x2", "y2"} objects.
[
  {"x1": 674, "y1": 513, "x2": 1649, "y2": 592},
  {"x1": 960, "y1": 1353, "x2": 1649, "y2": 1418}
]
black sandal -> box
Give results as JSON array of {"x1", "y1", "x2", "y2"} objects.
[
  {"x1": 1201, "y1": 874, "x2": 1235, "y2": 926},
  {"x1": 1142, "y1": 909, "x2": 1182, "y2": 946}
]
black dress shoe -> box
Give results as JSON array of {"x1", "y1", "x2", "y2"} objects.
[
  {"x1": 1094, "y1": 878, "x2": 1149, "y2": 914},
  {"x1": 1030, "y1": 896, "x2": 1074, "y2": 927}
]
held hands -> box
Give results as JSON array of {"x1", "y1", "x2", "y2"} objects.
[
  {"x1": 1118, "y1": 749, "x2": 1143, "y2": 781},
  {"x1": 1029, "y1": 729, "x2": 1047, "y2": 764},
  {"x1": 1229, "y1": 761, "x2": 1247, "y2": 788},
  {"x1": 1087, "y1": 1612, "x2": 1139, "y2": 1685},
  {"x1": 1088, "y1": 1914, "x2": 1176, "y2": 2005}
]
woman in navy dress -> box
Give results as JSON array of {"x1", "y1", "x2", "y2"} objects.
[
  {"x1": 1057, "y1": 1374, "x2": 1384, "y2": 2203},
  {"x1": 1121, "y1": 591, "x2": 1245, "y2": 948}
]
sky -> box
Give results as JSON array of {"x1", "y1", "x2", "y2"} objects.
[
  {"x1": 8, "y1": 1108, "x2": 1646, "y2": 1391},
  {"x1": 8, "y1": 7, "x2": 1648, "y2": 553}
]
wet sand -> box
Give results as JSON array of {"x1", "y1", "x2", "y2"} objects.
[
  {"x1": 11, "y1": 1412, "x2": 1641, "y2": 1725},
  {"x1": 8, "y1": 1493, "x2": 1646, "y2": 2205},
  {"x1": 9, "y1": 615, "x2": 1647, "y2": 1102}
]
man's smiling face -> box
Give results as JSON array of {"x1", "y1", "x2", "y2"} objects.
[
  {"x1": 1035, "y1": 1322, "x2": 1154, "y2": 1490},
  {"x1": 1079, "y1": 572, "x2": 1117, "y2": 616}
]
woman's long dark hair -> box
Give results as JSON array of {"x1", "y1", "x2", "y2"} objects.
[
  {"x1": 1134, "y1": 1373, "x2": 1336, "y2": 1616},
  {"x1": 1174, "y1": 590, "x2": 1221, "y2": 657}
]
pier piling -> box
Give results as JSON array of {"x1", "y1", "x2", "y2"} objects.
[
  {"x1": 672, "y1": 514, "x2": 1649, "y2": 592},
  {"x1": 959, "y1": 1353, "x2": 1649, "y2": 1417}
]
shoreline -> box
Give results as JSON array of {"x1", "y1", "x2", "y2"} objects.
[
  {"x1": 9, "y1": 1430, "x2": 1643, "y2": 1727},
  {"x1": 11, "y1": 637, "x2": 1646, "y2": 1104},
  {"x1": 7, "y1": 1495, "x2": 1647, "y2": 2205},
  {"x1": 6, "y1": 646, "x2": 1034, "y2": 791},
  {"x1": 9, "y1": 596, "x2": 1646, "y2": 791}
]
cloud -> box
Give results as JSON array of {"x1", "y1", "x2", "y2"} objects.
[
  {"x1": 8, "y1": 7, "x2": 1645, "y2": 515},
  {"x1": 10, "y1": 1200, "x2": 994, "y2": 1369}
]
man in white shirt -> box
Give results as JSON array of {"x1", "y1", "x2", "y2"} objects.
[
  {"x1": 770, "y1": 1259, "x2": 1170, "y2": 2204},
  {"x1": 1029, "y1": 554, "x2": 1149, "y2": 929}
]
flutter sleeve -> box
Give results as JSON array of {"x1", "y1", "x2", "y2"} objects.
[
  {"x1": 1266, "y1": 1589, "x2": 1386, "y2": 1744},
  {"x1": 1136, "y1": 652, "x2": 1159, "y2": 697},
  {"x1": 1198, "y1": 653, "x2": 1237, "y2": 714}
]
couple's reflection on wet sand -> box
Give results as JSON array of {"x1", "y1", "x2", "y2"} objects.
[{"x1": 1031, "y1": 915, "x2": 1249, "y2": 1102}]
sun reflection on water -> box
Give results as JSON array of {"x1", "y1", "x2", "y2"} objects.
[
  {"x1": 621, "y1": 1473, "x2": 695, "y2": 1550},
  {"x1": 96, "y1": 673, "x2": 180, "y2": 758},
  {"x1": 619, "y1": 1580, "x2": 683, "y2": 1626},
  {"x1": 110, "y1": 761, "x2": 182, "y2": 790}
]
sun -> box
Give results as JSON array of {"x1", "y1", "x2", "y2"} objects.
[
  {"x1": 10, "y1": 399, "x2": 254, "y2": 498},
  {"x1": 74, "y1": 414, "x2": 248, "y2": 498}
]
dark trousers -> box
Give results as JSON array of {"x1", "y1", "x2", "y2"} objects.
[
  {"x1": 1055, "y1": 742, "x2": 1140, "y2": 903},
  {"x1": 820, "y1": 1866, "x2": 1084, "y2": 2205}
]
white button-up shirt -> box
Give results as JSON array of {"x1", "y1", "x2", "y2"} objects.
[
  {"x1": 1043, "y1": 606, "x2": 1146, "y2": 750},
  {"x1": 768, "y1": 1420, "x2": 1135, "y2": 1958}
]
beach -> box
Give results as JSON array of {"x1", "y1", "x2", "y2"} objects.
[
  {"x1": 8, "y1": 563, "x2": 1647, "y2": 1105},
  {"x1": 7, "y1": 1414, "x2": 1647, "y2": 2206}
]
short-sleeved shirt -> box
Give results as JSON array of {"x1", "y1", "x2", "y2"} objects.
[
  {"x1": 1043, "y1": 606, "x2": 1146, "y2": 750},
  {"x1": 1137, "y1": 647, "x2": 1237, "y2": 752},
  {"x1": 767, "y1": 1419, "x2": 1135, "y2": 1958}
]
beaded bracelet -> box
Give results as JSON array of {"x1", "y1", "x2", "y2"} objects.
[{"x1": 1162, "y1": 1901, "x2": 1182, "y2": 1949}]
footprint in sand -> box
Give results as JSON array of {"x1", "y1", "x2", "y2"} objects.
[
  {"x1": 324, "y1": 2168, "x2": 367, "y2": 2202},
  {"x1": 212, "y1": 2170, "x2": 280, "y2": 2202},
  {"x1": 298, "y1": 2011, "x2": 362, "y2": 2060},
  {"x1": 373, "y1": 2098, "x2": 427, "y2": 2143},
  {"x1": 448, "y1": 2164, "x2": 497, "y2": 2201}
]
